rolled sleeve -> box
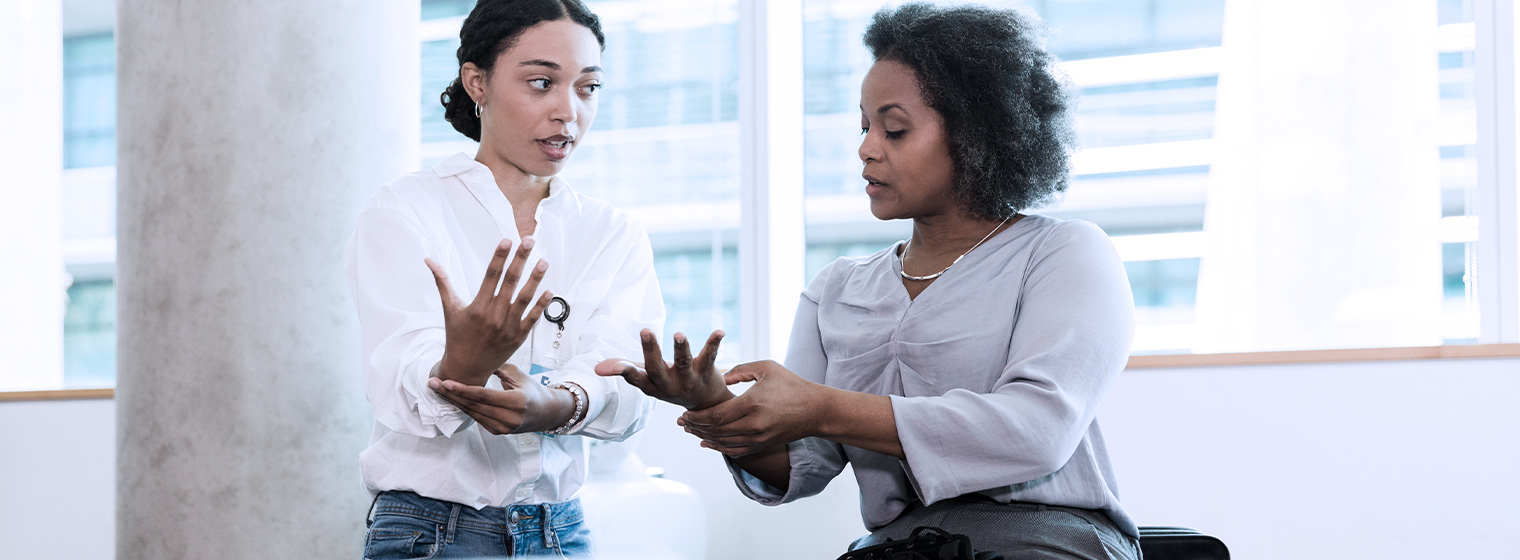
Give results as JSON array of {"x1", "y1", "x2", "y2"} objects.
[
  {"x1": 348, "y1": 205, "x2": 472, "y2": 438},
  {"x1": 725, "y1": 437, "x2": 848, "y2": 505}
]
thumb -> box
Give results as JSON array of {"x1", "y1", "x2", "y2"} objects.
[
  {"x1": 424, "y1": 258, "x2": 461, "y2": 314},
  {"x1": 594, "y1": 358, "x2": 639, "y2": 377},
  {"x1": 723, "y1": 363, "x2": 762, "y2": 385},
  {"x1": 495, "y1": 364, "x2": 528, "y2": 389}
]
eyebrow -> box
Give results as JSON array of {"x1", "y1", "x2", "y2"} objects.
[
  {"x1": 517, "y1": 59, "x2": 602, "y2": 74},
  {"x1": 860, "y1": 103, "x2": 907, "y2": 115}
]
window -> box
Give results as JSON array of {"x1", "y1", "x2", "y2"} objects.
[
  {"x1": 7, "y1": 0, "x2": 1518, "y2": 393},
  {"x1": 420, "y1": 0, "x2": 744, "y2": 360},
  {"x1": 800, "y1": 0, "x2": 1505, "y2": 355}
]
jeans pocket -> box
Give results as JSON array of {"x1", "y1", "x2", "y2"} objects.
[
  {"x1": 554, "y1": 522, "x2": 592, "y2": 558},
  {"x1": 364, "y1": 514, "x2": 443, "y2": 560}
]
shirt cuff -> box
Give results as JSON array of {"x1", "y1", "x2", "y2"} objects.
[
  {"x1": 416, "y1": 361, "x2": 472, "y2": 436},
  {"x1": 552, "y1": 370, "x2": 615, "y2": 436},
  {"x1": 724, "y1": 439, "x2": 833, "y2": 506}
]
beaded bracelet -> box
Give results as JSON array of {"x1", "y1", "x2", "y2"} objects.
[{"x1": 544, "y1": 382, "x2": 587, "y2": 436}]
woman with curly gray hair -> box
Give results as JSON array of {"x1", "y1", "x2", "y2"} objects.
[{"x1": 598, "y1": 3, "x2": 1139, "y2": 558}]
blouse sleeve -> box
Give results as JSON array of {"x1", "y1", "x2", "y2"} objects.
[
  {"x1": 346, "y1": 204, "x2": 473, "y2": 438},
  {"x1": 548, "y1": 219, "x2": 663, "y2": 441},
  {"x1": 727, "y1": 261, "x2": 851, "y2": 505},
  {"x1": 889, "y1": 221, "x2": 1135, "y2": 504}
]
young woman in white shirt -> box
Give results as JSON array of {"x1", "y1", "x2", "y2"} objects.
[{"x1": 344, "y1": 1, "x2": 662, "y2": 557}]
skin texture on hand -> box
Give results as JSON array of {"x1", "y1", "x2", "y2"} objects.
[
  {"x1": 425, "y1": 237, "x2": 553, "y2": 387},
  {"x1": 681, "y1": 361, "x2": 905, "y2": 460},
  {"x1": 429, "y1": 364, "x2": 576, "y2": 434},
  {"x1": 593, "y1": 329, "x2": 731, "y2": 411}
]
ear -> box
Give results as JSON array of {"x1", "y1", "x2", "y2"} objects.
[{"x1": 461, "y1": 61, "x2": 489, "y2": 105}]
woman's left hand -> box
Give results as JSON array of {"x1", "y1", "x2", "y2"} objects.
[
  {"x1": 679, "y1": 360, "x2": 833, "y2": 457},
  {"x1": 429, "y1": 365, "x2": 573, "y2": 434}
]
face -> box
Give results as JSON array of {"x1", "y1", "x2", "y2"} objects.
[
  {"x1": 858, "y1": 59, "x2": 958, "y2": 221},
  {"x1": 462, "y1": 19, "x2": 603, "y2": 180}
]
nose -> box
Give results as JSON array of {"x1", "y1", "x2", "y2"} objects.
[
  {"x1": 858, "y1": 130, "x2": 880, "y2": 163},
  {"x1": 551, "y1": 88, "x2": 578, "y2": 124}
]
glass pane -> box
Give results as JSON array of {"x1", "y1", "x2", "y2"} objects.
[
  {"x1": 63, "y1": 33, "x2": 116, "y2": 169},
  {"x1": 64, "y1": 280, "x2": 116, "y2": 388},
  {"x1": 419, "y1": 2, "x2": 744, "y2": 358},
  {"x1": 422, "y1": 0, "x2": 475, "y2": 20},
  {"x1": 802, "y1": 0, "x2": 1470, "y2": 354},
  {"x1": 576, "y1": 0, "x2": 742, "y2": 358}
]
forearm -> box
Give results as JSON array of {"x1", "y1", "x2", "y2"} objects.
[
  {"x1": 816, "y1": 387, "x2": 903, "y2": 459},
  {"x1": 731, "y1": 445, "x2": 793, "y2": 491}
]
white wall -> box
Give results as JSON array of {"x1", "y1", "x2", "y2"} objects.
[
  {"x1": 0, "y1": 398, "x2": 114, "y2": 560},
  {"x1": 4, "y1": 356, "x2": 1516, "y2": 560}
]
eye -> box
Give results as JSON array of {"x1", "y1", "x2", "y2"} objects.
[
  {"x1": 884, "y1": 129, "x2": 906, "y2": 140},
  {"x1": 529, "y1": 78, "x2": 551, "y2": 90},
  {"x1": 581, "y1": 83, "x2": 602, "y2": 95}
]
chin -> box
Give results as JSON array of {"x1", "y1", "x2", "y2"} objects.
[{"x1": 867, "y1": 199, "x2": 905, "y2": 221}]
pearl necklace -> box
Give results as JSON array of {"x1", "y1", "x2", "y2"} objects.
[{"x1": 899, "y1": 215, "x2": 1013, "y2": 282}]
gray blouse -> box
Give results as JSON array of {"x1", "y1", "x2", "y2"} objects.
[{"x1": 727, "y1": 215, "x2": 1138, "y2": 538}]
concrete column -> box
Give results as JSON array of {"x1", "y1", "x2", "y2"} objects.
[
  {"x1": 116, "y1": 1, "x2": 418, "y2": 558},
  {"x1": 0, "y1": 0, "x2": 65, "y2": 391},
  {"x1": 1194, "y1": 0, "x2": 1442, "y2": 352}
]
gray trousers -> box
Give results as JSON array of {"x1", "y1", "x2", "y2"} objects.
[{"x1": 850, "y1": 497, "x2": 1141, "y2": 560}]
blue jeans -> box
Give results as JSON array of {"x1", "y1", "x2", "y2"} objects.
[{"x1": 363, "y1": 491, "x2": 591, "y2": 559}]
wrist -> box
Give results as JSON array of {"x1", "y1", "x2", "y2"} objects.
[
  {"x1": 436, "y1": 353, "x2": 490, "y2": 386},
  {"x1": 539, "y1": 383, "x2": 587, "y2": 435},
  {"x1": 689, "y1": 387, "x2": 736, "y2": 411},
  {"x1": 810, "y1": 384, "x2": 843, "y2": 439}
]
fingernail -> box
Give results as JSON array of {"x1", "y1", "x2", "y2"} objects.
[
  {"x1": 522, "y1": 237, "x2": 535, "y2": 250},
  {"x1": 642, "y1": 332, "x2": 652, "y2": 343},
  {"x1": 427, "y1": 378, "x2": 441, "y2": 390},
  {"x1": 536, "y1": 260, "x2": 547, "y2": 272},
  {"x1": 675, "y1": 333, "x2": 686, "y2": 344}
]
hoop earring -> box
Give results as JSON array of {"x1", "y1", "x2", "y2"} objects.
[{"x1": 474, "y1": 103, "x2": 483, "y2": 118}]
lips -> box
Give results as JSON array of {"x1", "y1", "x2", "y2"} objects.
[
  {"x1": 538, "y1": 134, "x2": 574, "y2": 161},
  {"x1": 863, "y1": 172, "x2": 888, "y2": 195}
]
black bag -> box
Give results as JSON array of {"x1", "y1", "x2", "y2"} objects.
[
  {"x1": 835, "y1": 526, "x2": 1005, "y2": 560},
  {"x1": 1137, "y1": 526, "x2": 1230, "y2": 560}
]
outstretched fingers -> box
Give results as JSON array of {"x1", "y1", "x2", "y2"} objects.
[
  {"x1": 494, "y1": 237, "x2": 536, "y2": 307},
  {"x1": 696, "y1": 330, "x2": 725, "y2": 371},
  {"x1": 672, "y1": 332, "x2": 692, "y2": 372},
  {"x1": 637, "y1": 329, "x2": 667, "y2": 386},
  {"x1": 512, "y1": 261, "x2": 551, "y2": 328},
  {"x1": 474, "y1": 239, "x2": 514, "y2": 303}
]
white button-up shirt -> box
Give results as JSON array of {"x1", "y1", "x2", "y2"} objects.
[{"x1": 345, "y1": 153, "x2": 662, "y2": 508}]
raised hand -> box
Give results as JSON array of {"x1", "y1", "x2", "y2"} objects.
[
  {"x1": 594, "y1": 329, "x2": 730, "y2": 410},
  {"x1": 425, "y1": 237, "x2": 552, "y2": 387},
  {"x1": 429, "y1": 365, "x2": 574, "y2": 434},
  {"x1": 678, "y1": 360, "x2": 831, "y2": 457}
]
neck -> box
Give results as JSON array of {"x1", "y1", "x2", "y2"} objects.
[
  {"x1": 475, "y1": 146, "x2": 552, "y2": 204},
  {"x1": 908, "y1": 211, "x2": 1013, "y2": 255}
]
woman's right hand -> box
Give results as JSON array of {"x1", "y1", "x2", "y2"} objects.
[
  {"x1": 424, "y1": 237, "x2": 552, "y2": 387},
  {"x1": 594, "y1": 329, "x2": 731, "y2": 410}
]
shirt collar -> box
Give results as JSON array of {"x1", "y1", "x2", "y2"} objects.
[
  {"x1": 433, "y1": 152, "x2": 580, "y2": 227},
  {"x1": 432, "y1": 152, "x2": 483, "y2": 178}
]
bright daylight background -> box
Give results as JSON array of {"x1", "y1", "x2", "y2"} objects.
[
  {"x1": 7, "y1": 0, "x2": 1509, "y2": 393},
  {"x1": 2, "y1": 1, "x2": 1518, "y2": 560}
]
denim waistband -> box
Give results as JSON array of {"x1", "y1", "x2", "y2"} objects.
[{"x1": 369, "y1": 490, "x2": 584, "y2": 537}]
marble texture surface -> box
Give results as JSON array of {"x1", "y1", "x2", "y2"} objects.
[{"x1": 115, "y1": 1, "x2": 418, "y2": 558}]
